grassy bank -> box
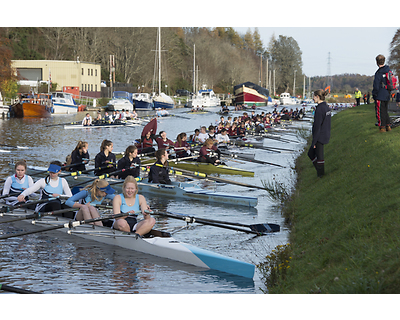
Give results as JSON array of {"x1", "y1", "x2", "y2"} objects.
[{"x1": 267, "y1": 103, "x2": 400, "y2": 293}]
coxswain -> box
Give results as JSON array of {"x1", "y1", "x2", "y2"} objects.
[
  {"x1": 208, "y1": 125, "x2": 217, "y2": 140},
  {"x1": 69, "y1": 140, "x2": 90, "y2": 172},
  {"x1": 197, "y1": 139, "x2": 222, "y2": 165},
  {"x1": 117, "y1": 145, "x2": 141, "y2": 179},
  {"x1": 112, "y1": 175, "x2": 155, "y2": 235},
  {"x1": 155, "y1": 131, "x2": 174, "y2": 151},
  {"x1": 65, "y1": 179, "x2": 115, "y2": 226},
  {"x1": 17, "y1": 161, "x2": 72, "y2": 213},
  {"x1": 148, "y1": 149, "x2": 171, "y2": 184},
  {"x1": 94, "y1": 139, "x2": 117, "y2": 176},
  {"x1": 82, "y1": 113, "x2": 92, "y2": 126},
  {"x1": 174, "y1": 132, "x2": 191, "y2": 158},
  {"x1": 2, "y1": 160, "x2": 34, "y2": 206}
]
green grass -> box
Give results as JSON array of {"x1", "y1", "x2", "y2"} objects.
[{"x1": 265, "y1": 104, "x2": 400, "y2": 293}]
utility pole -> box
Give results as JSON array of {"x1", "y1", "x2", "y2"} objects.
[{"x1": 293, "y1": 70, "x2": 296, "y2": 97}]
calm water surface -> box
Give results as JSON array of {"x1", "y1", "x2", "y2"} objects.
[{"x1": 0, "y1": 105, "x2": 311, "y2": 294}]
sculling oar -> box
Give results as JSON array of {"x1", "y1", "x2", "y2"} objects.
[
  {"x1": 217, "y1": 151, "x2": 285, "y2": 168},
  {"x1": 151, "y1": 210, "x2": 280, "y2": 235},
  {"x1": 44, "y1": 120, "x2": 81, "y2": 127},
  {"x1": 0, "y1": 283, "x2": 41, "y2": 294},
  {"x1": 29, "y1": 162, "x2": 93, "y2": 177},
  {"x1": 68, "y1": 168, "x2": 124, "y2": 188},
  {"x1": 168, "y1": 166, "x2": 267, "y2": 191},
  {"x1": 0, "y1": 197, "x2": 60, "y2": 213},
  {"x1": 0, "y1": 192, "x2": 19, "y2": 199},
  {"x1": 0, "y1": 211, "x2": 141, "y2": 240},
  {"x1": 0, "y1": 143, "x2": 30, "y2": 149},
  {"x1": 0, "y1": 208, "x2": 77, "y2": 224}
]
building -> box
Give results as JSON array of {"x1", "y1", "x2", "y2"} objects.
[{"x1": 11, "y1": 60, "x2": 102, "y2": 98}]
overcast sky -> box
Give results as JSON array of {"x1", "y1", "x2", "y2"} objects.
[{"x1": 234, "y1": 27, "x2": 397, "y2": 77}]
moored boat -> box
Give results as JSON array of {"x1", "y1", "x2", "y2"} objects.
[
  {"x1": 105, "y1": 91, "x2": 134, "y2": 112},
  {"x1": 279, "y1": 92, "x2": 297, "y2": 105},
  {"x1": 2, "y1": 209, "x2": 255, "y2": 279},
  {"x1": 233, "y1": 82, "x2": 269, "y2": 106},
  {"x1": 52, "y1": 92, "x2": 78, "y2": 114},
  {"x1": 9, "y1": 94, "x2": 52, "y2": 118},
  {"x1": 187, "y1": 85, "x2": 221, "y2": 108},
  {"x1": 132, "y1": 93, "x2": 154, "y2": 109}
]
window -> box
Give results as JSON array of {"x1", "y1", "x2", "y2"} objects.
[
  {"x1": 95, "y1": 85, "x2": 97, "y2": 92},
  {"x1": 88, "y1": 69, "x2": 90, "y2": 76},
  {"x1": 95, "y1": 69, "x2": 97, "y2": 77},
  {"x1": 91, "y1": 69, "x2": 93, "y2": 76},
  {"x1": 82, "y1": 84, "x2": 84, "y2": 91},
  {"x1": 91, "y1": 84, "x2": 93, "y2": 91},
  {"x1": 81, "y1": 68, "x2": 84, "y2": 75},
  {"x1": 84, "y1": 84, "x2": 87, "y2": 91}
]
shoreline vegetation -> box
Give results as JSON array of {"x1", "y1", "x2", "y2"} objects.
[{"x1": 260, "y1": 103, "x2": 400, "y2": 293}]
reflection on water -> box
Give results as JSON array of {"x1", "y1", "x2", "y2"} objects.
[{"x1": 0, "y1": 107, "x2": 311, "y2": 293}]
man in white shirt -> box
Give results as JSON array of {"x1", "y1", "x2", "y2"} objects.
[{"x1": 197, "y1": 126, "x2": 209, "y2": 144}]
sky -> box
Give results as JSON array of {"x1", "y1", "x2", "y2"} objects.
[{"x1": 234, "y1": 27, "x2": 398, "y2": 77}]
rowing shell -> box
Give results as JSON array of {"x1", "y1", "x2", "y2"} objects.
[
  {"x1": 22, "y1": 165, "x2": 258, "y2": 207},
  {"x1": 64, "y1": 120, "x2": 143, "y2": 129},
  {"x1": 2, "y1": 209, "x2": 255, "y2": 279}
]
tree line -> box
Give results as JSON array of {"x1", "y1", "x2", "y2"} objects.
[{"x1": 1, "y1": 27, "x2": 397, "y2": 99}]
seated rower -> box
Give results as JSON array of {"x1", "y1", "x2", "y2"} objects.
[
  {"x1": 197, "y1": 126, "x2": 209, "y2": 144},
  {"x1": 82, "y1": 113, "x2": 92, "y2": 126},
  {"x1": 148, "y1": 149, "x2": 171, "y2": 184},
  {"x1": 174, "y1": 132, "x2": 191, "y2": 158},
  {"x1": 65, "y1": 179, "x2": 115, "y2": 226},
  {"x1": 117, "y1": 145, "x2": 141, "y2": 179},
  {"x1": 2, "y1": 160, "x2": 34, "y2": 206},
  {"x1": 94, "y1": 139, "x2": 117, "y2": 176},
  {"x1": 17, "y1": 161, "x2": 72, "y2": 212},
  {"x1": 139, "y1": 131, "x2": 157, "y2": 156},
  {"x1": 69, "y1": 140, "x2": 90, "y2": 172},
  {"x1": 216, "y1": 128, "x2": 230, "y2": 149},
  {"x1": 197, "y1": 139, "x2": 222, "y2": 166},
  {"x1": 112, "y1": 175, "x2": 155, "y2": 235},
  {"x1": 156, "y1": 131, "x2": 174, "y2": 151}
]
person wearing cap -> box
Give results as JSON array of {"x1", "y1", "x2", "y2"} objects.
[
  {"x1": 65, "y1": 179, "x2": 115, "y2": 226},
  {"x1": 17, "y1": 160, "x2": 72, "y2": 212}
]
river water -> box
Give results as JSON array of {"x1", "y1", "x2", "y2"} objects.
[{"x1": 0, "y1": 105, "x2": 311, "y2": 294}]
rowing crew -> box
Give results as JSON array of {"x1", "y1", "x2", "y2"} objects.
[
  {"x1": 1, "y1": 161, "x2": 155, "y2": 236},
  {"x1": 81, "y1": 109, "x2": 139, "y2": 126}
]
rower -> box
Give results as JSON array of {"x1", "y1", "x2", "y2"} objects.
[
  {"x1": 94, "y1": 139, "x2": 117, "y2": 176},
  {"x1": 197, "y1": 126, "x2": 208, "y2": 144},
  {"x1": 82, "y1": 113, "x2": 92, "y2": 126},
  {"x1": 2, "y1": 160, "x2": 34, "y2": 206},
  {"x1": 174, "y1": 132, "x2": 191, "y2": 158},
  {"x1": 139, "y1": 131, "x2": 156, "y2": 156},
  {"x1": 148, "y1": 149, "x2": 171, "y2": 184},
  {"x1": 197, "y1": 139, "x2": 222, "y2": 166},
  {"x1": 65, "y1": 179, "x2": 115, "y2": 226},
  {"x1": 17, "y1": 161, "x2": 72, "y2": 213},
  {"x1": 68, "y1": 140, "x2": 90, "y2": 172},
  {"x1": 117, "y1": 145, "x2": 141, "y2": 179},
  {"x1": 216, "y1": 128, "x2": 230, "y2": 149},
  {"x1": 236, "y1": 122, "x2": 246, "y2": 138},
  {"x1": 155, "y1": 131, "x2": 174, "y2": 151},
  {"x1": 112, "y1": 175, "x2": 155, "y2": 235}
]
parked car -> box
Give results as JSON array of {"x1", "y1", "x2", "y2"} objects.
[{"x1": 176, "y1": 89, "x2": 192, "y2": 97}]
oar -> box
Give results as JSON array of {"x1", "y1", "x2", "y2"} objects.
[
  {"x1": 0, "y1": 197, "x2": 60, "y2": 213},
  {"x1": 0, "y1": 192, "x2": 19, "y2": 199},
  {"x1": 0, "y1": 143, "x2": 30, "y2": 149},
  {"x1": 0, "y1": 210, "x2": 141, "y2": 240},
  {"x1": 0, "y1": 283, "x2": 40, "y2": 294},
  {"x1": 151, "y1": 210, "x2": 280, "y2": 235},
  {"x1": 69, "y1": 168, "x2": 125, "y2": 188},
  {"x1": 168, "y1": 166, "x2": 267, "y2": 191},
  {"x1": 44, "y1": 120, "x2": 81, "y2": 127},
  {"x1": 0, "y1": 208, "x2": 77, "y2": 224},
  {"x1": 217, "y1": 151, "x2": 285, "y2": 168},
  {"x1": 29, "y1": 162, "x2": 92, "y2": 177}
]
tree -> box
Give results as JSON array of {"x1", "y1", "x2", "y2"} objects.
[
  {"x1": 389, "y1": 28, "x2": 400, "y2": 77},
  {"x1": 269, "y1": 35, "x2": 303, "y2": 93},
  {"x1": 0, "y1": 34, "x2": 18, "y2": 99}
]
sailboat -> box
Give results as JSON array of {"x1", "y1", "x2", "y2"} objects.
[{"x1": 152, "y1": 27, "x2": 174, "y2": 109}]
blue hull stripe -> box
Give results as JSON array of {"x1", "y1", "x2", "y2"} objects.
[{"x1": 182, "y1": 243, "x2": 255, "y2": 279}]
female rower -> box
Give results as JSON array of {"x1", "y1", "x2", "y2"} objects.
[
  {"x1": 112, "y1": 175, "x2": 155, "y2": 235},
  {"x1": 197, "y1": 139, "x2": 222, "y2": 165},
  {"x1": 148, "y1": 149, "x2": 171, "y2": 184},
  {"x1": 140, "y1": 131, "x2": 156, "y2": 155},
  {"x1": 82, "y1": 113, "x2": 92, "y2": 126},
  {"x1": 65, "y1": 179, "x2": 115, "y2": 226},
  {"x1": 94, "y1": 139, "x2": 116, "y2": 176},
  {"x1": 69, "y1": 140, "x2": 90, "y2": 172},
  {"x1": 155, "y1": 131, "x2": 174, "y2": 151},
  {"x1": 117, "y1": 145, "x2": 141, "y2": 179},
  {"x1": 2, "y1": 160, "x2": 34, "y2": 206},
  {"x1": 17, "y1": 161, "x2": 72, "y2": 212},
  {"x1": 174, "y1": 132, "x2": 191, "y2": 158}
]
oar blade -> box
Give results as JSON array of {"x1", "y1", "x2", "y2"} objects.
[{"x1": 250, "y1": 223, "x2": 280, "y2": 233}]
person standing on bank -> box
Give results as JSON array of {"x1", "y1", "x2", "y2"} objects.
[
  {"x1": 308, "y1": 89, "x2": 331, "y2": 178},
  {"x1": 355, "y1": 88, "x2": 362, "y2": 106},
  {"x1": 372, "y1": 54, "x2": 392, "y2": 132}
]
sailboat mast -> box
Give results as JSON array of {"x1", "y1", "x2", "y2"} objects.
[
  {"x1": 158, "y1": 27, "x2": 161, "y2": 95},
  {"x1": 193, "y1": 44, "x2": 196, "y2": 94}
]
